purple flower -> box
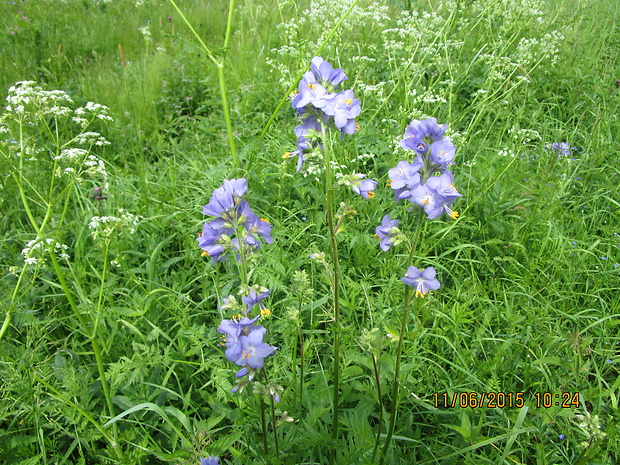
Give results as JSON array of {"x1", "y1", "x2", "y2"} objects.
[
  {"x1": 199, "y1": 179, "x2": 272, "y2": 262},
  {"x1": 375, "y1": 215, "x2": 400, "y2": 251},
  {"x1": 551, "y1": 142, "x2": 572, "y2": 157},
  {"x1": 402, "y1": 118, "x2": 447, "y2": 144},
  {"x1": 388, "y1": 160, "x2": 422, "y2": 200},
  {"x1": 430, "y1": 138, "x2": 456, "y2": 165},
  {"x1": 409, "y1": 183, "x2": 442, "y2": 219},
  {"x1": 243, "y1": 212, "x2": 273, "y2": 248},
  {"x1": 288, "y1": 115, "x2": 323, "y2": 171},
  {"x1": 242, "y1": 288, "x2": 271, "y2": 314},
  {"x1": 349, "y1": 174, "x2": 377, "y2": 199},
  {"x1": 310, "y1": 56, "x2": 348, "y2": 88},
  {"x1": 323, "y1": 89, "x2": 361, "y2": 129},
  {"x1": 218, "y1": 315, "x2": 261, "y2": 364},
  {"x1": 238, "y1": 326, "x2": 278, "y2": 369},
  {"x1": 200, "y1": 456, "x2": 219, "y2": 465},
  {"x1": 401, "y1": 266, "x2": 440, "y2": 297},
  {"x1": 202, "y1": 178, "x2": 247, "y2": 217},
  {"x1": 425, "y1": 171, "x2": 461, "y2": 200},
  {"x1": 289, "y1": 57, "x2": 361, "y2": 168},
  {"x1": 197, "y1": 219, "x2": 231, "y2": 264},
  {"x1": 292, "y1": 72, "x2": 335, "y2": 110}
]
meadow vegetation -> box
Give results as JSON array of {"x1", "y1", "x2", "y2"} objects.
[{"x1": 0, "y1": 0, "x2": 619, "y2": 463}]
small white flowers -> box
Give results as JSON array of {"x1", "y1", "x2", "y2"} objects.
[
  {"x1": 74, "y1": 132, "x2": 111, "y2": 146},
  {"x1": 55, "y1": 148, "x2": 88, "y2": 160},
  {"x1": 89, "y1": 209, "x2": 141, "y2": 240},
  {"x1": 21, "y1": 237, "x2": 70, "y2": 267},
  {"x1": 139, "y1": 25, "x2": 153, "y2": 43}
]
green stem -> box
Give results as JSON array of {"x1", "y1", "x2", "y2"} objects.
[
  {"x1": 379, "y1": 211, "x2": 425, "y2": 465},
  {"x1": 260, "y1": 396, "x2": 269, "y2": 455},
  {"x1": 262, "y1": 369, "x2": 280, "y2": 457},
  {"x1": 168, "y1": 0, "x2": 239, "y2": 170},
  {"x1": 0, "y1": 312, "x2": 12, "y2": 342},
  {"x1": 217, "y1": 64, "x2": 239, "y2": 170},
  {"x1": 34, "y1": 373, "x2": 117, "y2": 448},
  {"x1": 322, "y1": 123, "x2": 341, "y2": 464},
  {"x1": 370, "y1": 352, "x2": 384, "y2": 463},
  {"x1": 47, "y1": 249, "x2": 123, "y2": 460}
]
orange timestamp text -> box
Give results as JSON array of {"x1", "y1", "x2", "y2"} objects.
[{"x1": 432, "y1": 392, "x2": 581, "y2": 409}]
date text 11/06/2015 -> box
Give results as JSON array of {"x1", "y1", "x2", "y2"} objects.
[{"x1": 432, "y1": 392, "x2": 581, "y2": 409}]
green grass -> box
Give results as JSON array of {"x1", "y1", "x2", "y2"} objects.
[{"x1": 1, "y1": 0, "x2": 619, "y2": 464}]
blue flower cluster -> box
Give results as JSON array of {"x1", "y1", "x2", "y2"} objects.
[
  {"x1": 217, "y1": 287, "x2": 279, "y2": 397},
  {"x1": 197, "y1": 179, "x2": 273, "y2": 264},
  {"x1": 388, "y1": 118, "x2": 462, "y2": 220},
  {"x1": 288, "y1": 56, "x2": 361, "y2": 171}
]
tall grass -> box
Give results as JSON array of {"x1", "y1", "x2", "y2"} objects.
[{"x1": 1, "y1": 0, "x2": 619, "y2": 464}]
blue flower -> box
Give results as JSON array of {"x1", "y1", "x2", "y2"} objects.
[
  {"x1": 388, "y1": 160, "x2": 422, "y2": 200},
  {"x1": 239, "y1": 326, "x2": 278, "y2": 369},
  {"x1": 350, "y1": 174, "x2": 377, "y2": 199},
  {"x1": 375, "y1": 215, "x2": 401, "y2": 251},
  {"x1": 310, "y1": 56, "x2": 348, "y2": 89},
  {"x1": 401, "y1": 266, "x2": 440, "y2": 297},
  {"x1": 200, "y1": 456, "x2": 219, "y2": 465}
]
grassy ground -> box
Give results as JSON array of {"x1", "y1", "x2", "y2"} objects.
[{"x1": 0, "y1": 0, "x2": 619, "y2": 464}]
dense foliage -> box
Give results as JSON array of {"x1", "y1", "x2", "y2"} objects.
[{"x1": 0, "y1": 0, "x2": 619, "y2": 464}]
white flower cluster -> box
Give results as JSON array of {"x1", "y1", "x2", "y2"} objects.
[
  {"x1": 514, "y1": 31, "x2": 565, "y2": 69},
  {"x1": 74, "y1": 131, "x2": 111, "y2": 146},
  {"x1": 509, "y1": 126, "x2": 541, "y2": 144},
  {"x1": 81, "y1": 154, "x2": 109, "y2": 186},
  {"x1": 4, "y1": 81, "x2": 74, "y2": 120},
  {"x1": 53, "y1": 149, "x2": 108, "y2": 187},
  {"x1": 139, "y1": 25, "x2": 152, "y2": 43},
  {"x1": 55, "y1": 148, "x2": 88, "y2": 161},
  {"x1": 89, "y1": 209, "x2": 140, "y2": 240},
  {"x1": 22, "y1": 237, "x2": 70, "y2": 267},
  {"x1": 73, "y1": 102, "x2": 113, "y2": 126}
]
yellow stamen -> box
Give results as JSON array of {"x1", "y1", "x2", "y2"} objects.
[
  {"x1": 421, "y1": 198, "x2": 430, "y2": 205},
  {"x1": 307, "y1": 83, "x2": 317, "y2": 90},
  {"x1": 283, "y1": 152, "x2": 292, "y2": 158},
  {"x1": 261, "y1": 308, "x2": 271, "y2": 317},
  {"x1": 450, "y1": 210, "x2": 459, "y2": 219},
  {"x1": 290, "y1": 90, "x2": 298, "y2": 97},
  {"x1": 374, "y1": 233, "x2": 380, "y2": 239},
  {"x1": 367, "y1": 191, "x2": 375, "y2": 199},
  {"x1": 387, "y1": 180, "x2": 392, "y2": 187},
  {"x1": 201, "y1": 250, "x2": 209, "y2": 256},
  {"x1": 415, "y1": 291, "x2": 427, "y2": 298},
  {"x1": 261, "y1": 218, "x2": 270, "y2": 223},
  {"x1": 344, "y1": 98, "x2": 353, "y2": 105},
  {"x1": 355, "y1": 122, "x2": 360, "y2": 131}
]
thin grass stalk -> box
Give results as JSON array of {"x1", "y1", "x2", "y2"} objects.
[
  {"x1": 167, "y1": 0, "x2": 239, "y2": 169},
  {"x1": 370, "y1": 351, "x2": 384, "y2": 462},
  {"x1": 379, "y1": 211, "x2": 425, "y2": 465}
]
